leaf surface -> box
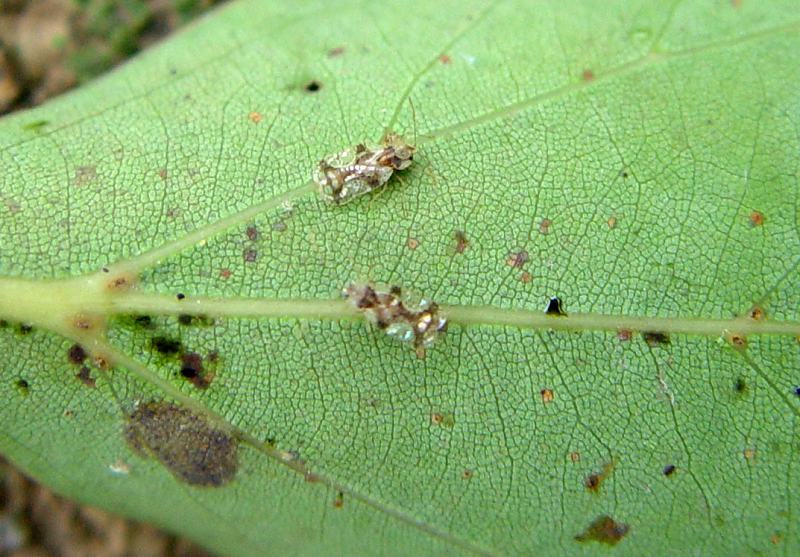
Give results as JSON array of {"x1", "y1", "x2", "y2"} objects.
[{"x1": 1, "y1": 1, "x2": 799, "y2": 555}]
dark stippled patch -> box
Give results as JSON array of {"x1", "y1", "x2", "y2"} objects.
[
  {"x1": 125, "y1": 401, "x2": 238, "y2": 487},
  {"x1": 575, "y1": 515, "x2": 630, "y2": 545}
]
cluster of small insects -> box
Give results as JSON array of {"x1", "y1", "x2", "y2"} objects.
[
  {"x1": 343, "y1": 282, "x2": 447, "y2": 356},
  {"x1": 315, "y1": 132, "x2": 416, "y2": 204}
]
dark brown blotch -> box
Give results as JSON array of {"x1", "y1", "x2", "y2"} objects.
[
  {"x1": 67, "y1": 343, "x2": 87, "y2": 365},
  {"x1": 180, "y1": 352, "x2": 213, "y2": 389},
  {"x1": 76, "y1": 366, "x2": 96, "y2": 388},
  {"x1": 575, "y1": 515, "x2": 630, "y2": 545},
  {"x1": 643, "y1": 331, "x2": 670, "y2": 346},
  {"x1": 125, "y1": 401, "x2": 238, "y2": 487},
  {"x1": 151, "y1": 336, "x2": 182, "y2": 356},
  {"x1": 454, "y1": 230, "x2": 469, "y2": 253}
]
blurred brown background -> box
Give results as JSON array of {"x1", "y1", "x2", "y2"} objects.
[
  {"x1": 1, "y1": 1, "x2": 224, "y2": 555},
  {"x1": 0, "y1": 0, "x2": 222, "y2": 113}
]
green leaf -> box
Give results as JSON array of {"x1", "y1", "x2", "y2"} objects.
[{"x1": 1, "y1": 0, "x2": 799, "y2": 555}]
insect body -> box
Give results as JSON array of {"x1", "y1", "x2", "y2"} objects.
[
  {"x1": 315, "y1": 133, "x2": 415, "y2": 205},
  {"x1": 343, "y1": 282, "x2": 447, "y2": 355}
]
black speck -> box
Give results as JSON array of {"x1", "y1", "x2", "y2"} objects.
[
  {"x1": 734, "y1": 378, "x2": 747, "y2": 394},
  {"x1": 18, "y1": 324, "x2": 33, "y2": 335},
  {"x1": 662, "y1": 464, "x2": 676, "y2": 476},
  {"x1": 545, "y1": 297, "x2": 566, "y2": 316},
  {"x1": 305, "y1": 80, "x2": 322, "y2": 93},
  {"x1": 176, "y1": 293, "x2": 186, "y2": 300},
  {"x1": 178, "y1": 314, "x2": 193, "y2": 326},
  {"x1": 152, "y1": 336, "x2": 182, "y2": 356},
  {"x1": 621, "y1": 170, "x2": 629, "y2": 178},
  {"x1": 793, "y1": 386, "x2": 800, "y2": 397},
  {"x1": 16, "y1": 378, "x2": 29, "y2": 392}
]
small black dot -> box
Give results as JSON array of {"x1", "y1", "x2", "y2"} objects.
[
  {"x1": 662, "y1": 464, "x2": 676, "y2": 476},
  {"x1": 734, "y1": 378, "x2": 747, "y2": 393},
  {"x1": 176, "y1": 293, "x2": 186, "y2": 300},
  {"x1": 793, "y1": 386, "x2": 800, "y2": 397},
  {"x1": 178, "y1": 314, "x2": 193, "y2": 325},
  {"x1": 545, "y1": 297, "x2": 566, "y2": 316},
  {"x1": 16, "y1": 379, "x2": 29, "y2": 390},
  {"x1": 305, "y1": 80, "x2": 322, "y2": 92},
  {"x1": 18, "y1": 324, "x2": 33, "y2": 335}
]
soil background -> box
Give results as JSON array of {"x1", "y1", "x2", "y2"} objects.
[{"x1": 1, "y1": 1, "x2": 224, "y2": 556}]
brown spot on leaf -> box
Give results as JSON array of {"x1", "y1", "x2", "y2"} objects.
[
  {"x1": 70, "y1": 313, "x2": 101, "y2": 331},
  {"x1": 540, "y1": 388, "x2": 554, "y2": 404},
  {"x1": 743, "y1": 447, "x2": 756, "y2": 461},
  {"x1": 519, "y1": 272, "x2": 532, "y2": 283},
  {"x1": 406, "y1": 237, "x2": 420, "y2": 250},
  {"x1": 106, "y1": 272, "x2": 136, "y2": 291},
  {"x1": 582, "y1": 69, "x2": 595, "y2": 82},
  {"x1": 506, "y1": 250, "x2": 529, "y2": 268},
  {"x1": 243, "y1": 248, "x2": 258, "y2": 263},
  {"x1": 461, "y1": 469, "x2": 474, "y2": 480},
  {"x1": 15, "y1": 378, "x2": 29, "y2": 396},
  {"x1": 748, "y1": 306, "x2": 765, "y2": 320},
  {"x1": 333, "y1": 491, "x2": 344, "y2": 508},
  {"x1": 585, "y1": 460, "x2": 615, "y2": 493},
  {"x1": 74, "y1": 165, "x2": 97, "y2": 186},
  {"x1": 328, "y1": 46, "x2": 346, "y2": 58},
  {"x1": 76, "y1": 366, "x2": 96, "y2": 388},
  {"x1": 246, "y1": 225, "x2": 259, "y2": 241},
  {"x1": 454, "y1": 230, "x2": 469, "y2": 253},
  {"x1": 248, "y1": 111, "x2": 262, "y2": 123},
  {"x1": 180, "y1": 352, "x2": 213, "y2": 389},
  {"x1": 158, "y1": 169, "x2": 168, "y2": 180},
  {"x1": 617, "y1": 329, "x2": 632, "y2": 342},
  {"x1": 125, "y1": 401, "x2": 238, "y2": 486},
  {"x1": 569, "y1": 452, "x2": 581, "y2": 463},
  {"x1": 67, "y1": 344, "x2": 87, "y2": 365},
  {"x1": 430, "y1": 412, "x2": 455, "y2": 428},
  {"x1": 538, "y1": 218, "x2": 552, "y2": 235},
  {"x1": 575, "y1": 515, "x2": 629, "y2": 545},
  {"x1": 643, "y1": 331, "x2": 670, "y2": 346},
  {"x1": 219, "y1": 268, "x2": 232, "y2": 279},
  {"x1": 439, "y1": 54, "x2": 452, "y2": 64},
  {"x1": 749, "y1": 210, "x2": 764, "y2": 227},
  {"x1": 726, "y1": 332, "x2": 748, "y2": 350},
  {"x1": 607, "y1": 216, "x2": 617, "y2": 229}
]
